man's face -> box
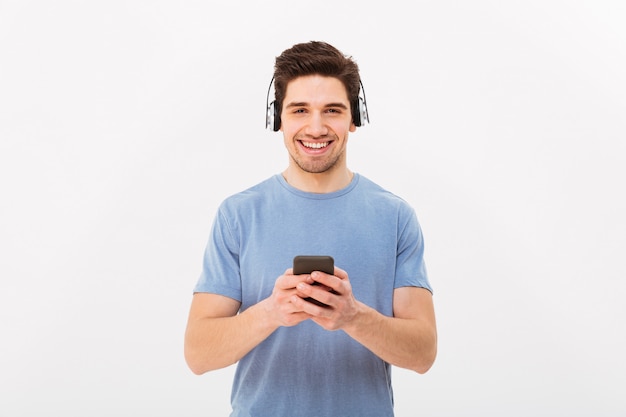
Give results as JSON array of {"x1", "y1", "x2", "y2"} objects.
[{"x1": 280, "y1": 74, "x2": 356, "y2": 175}]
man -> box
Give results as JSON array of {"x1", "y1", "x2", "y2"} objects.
[{"x1": 185, "y1": 41, "x2": 437, "y2": 417}]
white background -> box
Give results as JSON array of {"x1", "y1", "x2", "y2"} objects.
[{"x1": 1, "y1": 1, "x2": 625, "y2": 416}]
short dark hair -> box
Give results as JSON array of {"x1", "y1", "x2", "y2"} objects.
[{"x1": 273, "y1": 41, "x2": 361, "y2": 123}]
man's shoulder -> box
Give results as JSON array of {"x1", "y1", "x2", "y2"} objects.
[
  {"x1": 356, "y1": 175, "x2": 412, "y2": 207},
  {"x1": 220, "y1": 175, "x2": 281, "y2": 208}
]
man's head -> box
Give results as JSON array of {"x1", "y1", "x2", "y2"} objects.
[{"x1": 271, "y1": 41, "x2": 364, "y2": 131}]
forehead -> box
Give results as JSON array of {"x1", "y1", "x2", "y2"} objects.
[{"x1": 284, "y1": 75, "x2": 349, "y2": 104}]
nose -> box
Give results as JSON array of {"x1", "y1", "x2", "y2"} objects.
[{"x1": 304, "y1": 112, "x2": 328, "y2": 137}]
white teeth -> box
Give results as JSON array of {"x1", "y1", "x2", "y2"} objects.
[{"x1": 302, "y1": 141, "x2": 329, "y2": 149}]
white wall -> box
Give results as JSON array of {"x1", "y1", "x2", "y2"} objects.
[{"x1": 1, "y1": 1, "x2": 624, "y2": 416}]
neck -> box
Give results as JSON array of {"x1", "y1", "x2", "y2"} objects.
[{"x1": 282, "y1": 166, "x2": 353, "y2": 193}]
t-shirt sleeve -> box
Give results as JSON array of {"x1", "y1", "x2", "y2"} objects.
[
  {"x1": 394, "y1": 206, "x2": 432, "y2": 293},
  {"x1": 193, "y1": 205, "x2": 242, "y2": 302}
]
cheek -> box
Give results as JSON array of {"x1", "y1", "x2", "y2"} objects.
[
  {"x1": 331, "y1": 121, "x2": 353, "y2": 137},
  {"x1": 279, "y1": 120, "x2": 296, "y2": 136},
  {"x1": 282, "y1": 130, "x2": 298, "y2": 149}
]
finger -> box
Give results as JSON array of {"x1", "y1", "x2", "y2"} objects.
[
  {"x1": 333, "y1": 266, "x2": 348, "y2": 280},
  {"x1": 296, "y1": 280, "x2": 332, "y2": 298},
  {"x1": 310, "y1": 271, "x2": 340, "y2": 291},
  {"x1": 296, "y1": 281, "x2": 336, "y2": 307},
  {"x1": 291, "y1": 294, "x2": 332, "y2": 315},
  {"x1": 276, "y1": 273, "x2": 310, "y2": 290}
]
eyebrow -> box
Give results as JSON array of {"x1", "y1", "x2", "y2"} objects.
[{"x1": 285, "y1": 101, "x2": 349, "y2": 110}]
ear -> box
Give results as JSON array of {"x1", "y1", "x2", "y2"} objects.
[{"x1": 349, "y1": 122, "x2": 357, "y2": 132}]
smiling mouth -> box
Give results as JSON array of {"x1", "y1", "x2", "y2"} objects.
[{"x1": 300, "y1": 141, "x2": 330, "y2": 149}]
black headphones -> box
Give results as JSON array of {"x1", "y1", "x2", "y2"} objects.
[{"x1": 265, "y1": 77, "x2": 370, "y2": 131}]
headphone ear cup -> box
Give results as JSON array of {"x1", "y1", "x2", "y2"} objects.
[
  {"x1": 267, "y1": 100, "x2": 277, "y2": 131},
  {"x1": 352, "y1": 100, "x2": 361, "y2": 127},
  {"x1": 354, "y1": 79, "x2": 369, "y2": 127},
  {"x1": 266, "y1": 100, "x2": 281, "y2": 131},
  {"x1": 358, "y1": 96, "x2": 368, "y2": 126},
  {"x1": 272, "y1": 102, "x2": 280, "y2": 131},
  {"x1": 352, "y1": 97, "x2": 368, "y2": 127}
]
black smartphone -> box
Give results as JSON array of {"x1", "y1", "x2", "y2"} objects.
[
  {"x1": 293, "y1": 255, "x2": 334, "y2": 275},
  {"x1": 293, "y1": 255, "x2": 334, "y2": 307}
]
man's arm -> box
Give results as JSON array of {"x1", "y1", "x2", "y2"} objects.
[
  {"x1": 292, "y1": 268, "x2": 437, "y2": 373},
  {"x1": 184, "y1": 293, "x2": 267, "y2": 374},
  {"x1": 343, "y1": 286, "x2": 437, "y2": 373},
  {"x1": 184, "y1": 271, "x2": 313, "y2": 375}
]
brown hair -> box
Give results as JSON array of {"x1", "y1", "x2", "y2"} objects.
[{"x1": 273, "y1": 41, "x2": 361, "y2": 125}]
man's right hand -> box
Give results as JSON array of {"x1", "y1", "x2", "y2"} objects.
[{"x1": 262, "y1": 268, "x2": 314, "y2": 327}]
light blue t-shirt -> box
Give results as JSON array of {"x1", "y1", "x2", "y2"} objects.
[{"x1": 195, "y1": 173, "x2": 431, "y2": 417}]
